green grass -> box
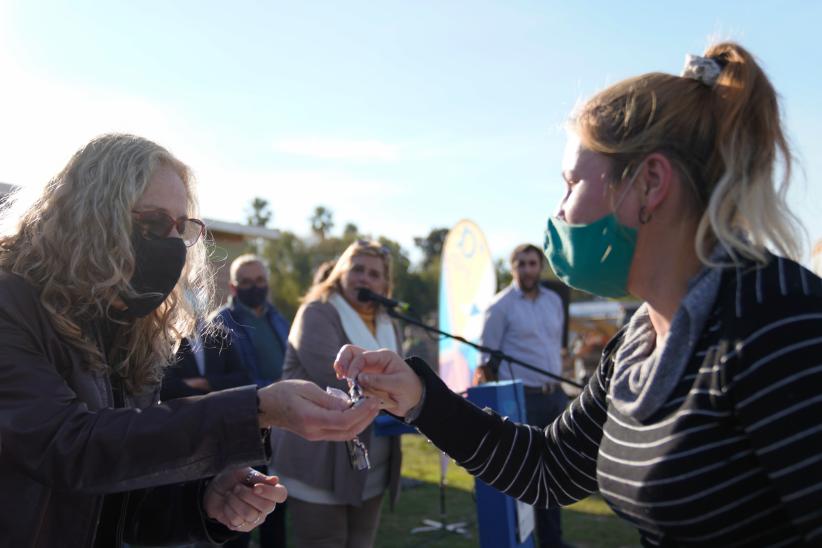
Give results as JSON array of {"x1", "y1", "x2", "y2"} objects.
[{"x1": 373, "y1": 435, "x2": 640, "y2": 548}]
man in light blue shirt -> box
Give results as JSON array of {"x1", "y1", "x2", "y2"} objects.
[{"x1": 478, "y1": 243, "x2": 569, "y2": 548}]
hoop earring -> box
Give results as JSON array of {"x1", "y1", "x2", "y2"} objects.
[{"x1": 638, "y1": 206, "x2": 653, "y2": 225}]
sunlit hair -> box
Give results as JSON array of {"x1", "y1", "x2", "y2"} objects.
[
  {"x1": 573, "y1": 41, "x2": 804, "y2": 264},
  {"x1": 510, "y1": 243, "x2": 546, "y2": 268},
  {"x1": 229, "y1": 253, "x2": 269, "y2": 283},
  {"x1": 0, "y1": 134, "x2": 214, "y2": 394},
  {"x1": 312, "y1": 259, "x2": 338, "y2": 286},
  {"x1": 302, "y1": 239, "x2": 393, "y2": 304}
]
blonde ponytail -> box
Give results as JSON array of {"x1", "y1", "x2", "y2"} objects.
[{"x1": 575, "y1": 41, "x2": 804, "y2": 265}]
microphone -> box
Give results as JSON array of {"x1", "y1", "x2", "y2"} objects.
[{"x1": 356, "y1": 288, "x2": 410, "y2": 312}]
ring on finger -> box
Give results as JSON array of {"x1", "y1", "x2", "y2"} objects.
[{"x1": 244, "y1": 469, "x2": 258, "y2": 485}]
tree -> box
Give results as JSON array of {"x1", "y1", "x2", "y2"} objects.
[
  {"x1": 377, "y1": 236, "x2": 415, "y2": 310},
  {"x1": 495, "y1": 258, "x2": 513, "y2": 289},
  {"x1": 343, "y1": 222, "x2": 359, "y2": 241},
  {"x1": 413, "y1": 228, "x2": 449, "y2": 269},
  {"x1": 246, "y1": 197, "x2": 272, "y2": 227},
  {"x1": 263, "y1": 231, "x2": 305, "y2": 320},
  {"x1": 309, "y1": 206, "x2": 334, "y2": 240}
]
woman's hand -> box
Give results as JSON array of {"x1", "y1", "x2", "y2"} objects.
[
  {"x1": 257, "y1": 379, "x2": 380, "y2": 441},
  {"x1": 333, "y1": 345, "x2": 424, "y2": 418},
  {"x1": 204, "y1": 467, "x2": 287, "y2": 532}
]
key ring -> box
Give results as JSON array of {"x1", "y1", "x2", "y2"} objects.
[{"x1": 243, "y1": 468, "x2": 265, "y2": 486}]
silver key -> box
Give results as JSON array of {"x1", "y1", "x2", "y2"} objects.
[{"x1": 326, "y1": 382, "x2": 371, "y2": 471}]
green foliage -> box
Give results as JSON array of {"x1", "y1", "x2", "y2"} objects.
[
  {"x1": 495, "y1": 258, "x2": 513, "y2": 289},
  {"x1": 245, "y1": 198, "x2": 451, "y2": 321},
  {"x1": 245, "y1": 197, "x2": 272, "y2": 227},
  {"x1": 413, "y1": 227, "x2": 449, "y2": 269},
  {"x1": 369, "y1": 435, "x2": 640, "y2": 548},
  {"x1": 244, "y1": 199, "x2": 592, "y2": 322},
  {"x1": 343, "y1": 222, "x2": 359, "y2": 239},
  {"x1": 309, "y1": 205, "x2": 335, "y2": 240}
]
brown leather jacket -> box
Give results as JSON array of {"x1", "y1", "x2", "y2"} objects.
[{"x1": 0, "y1": 272, "x2": 268, "y2": 547}]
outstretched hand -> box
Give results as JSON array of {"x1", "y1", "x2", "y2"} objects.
[
  {"x1": 333, "y1": 345, "x2": 424, "y2": 418},
  {"x1": 257, "y1": 379, "x2": 380, "y2": 441},
  {"x1": 204, "y1": 467, "x2": 286, "y2": 532}
]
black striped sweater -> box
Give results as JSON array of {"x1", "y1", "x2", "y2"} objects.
[{"x1": 408, "y1": 256, "x2": 822, "y2": 546}]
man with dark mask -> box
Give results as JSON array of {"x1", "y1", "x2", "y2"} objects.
[
  {"x1": 215, "y1": 254, "x2": 290, "y2": 548},
  {"x1": 217, "y1": 254, "x2": 289, "y2": 388}
]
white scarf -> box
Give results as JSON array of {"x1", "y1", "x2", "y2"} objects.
[{"x1": 328, "y1": 292, "x2": 399, "y2": 353}]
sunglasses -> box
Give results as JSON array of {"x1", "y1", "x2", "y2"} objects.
[
  {"x1": 132, "y1": 210, "x2": 206, "y2": 247},
  {"x1": 356, "y1": 239, "x2": 391, "y2": 256}
]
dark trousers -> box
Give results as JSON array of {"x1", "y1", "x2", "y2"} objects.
[
  {"x1": 223, "y1": 501, "x2": 287, "y2": 548},
  {"x1": 524, "y1": 389, "x2": 569, "y2": 548}
]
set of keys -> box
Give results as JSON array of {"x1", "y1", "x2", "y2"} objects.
[{"x1": 326, "y1": 377, "x2": 371, "y2": 471}]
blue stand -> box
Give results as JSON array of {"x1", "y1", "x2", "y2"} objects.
[
  {"x1": 467, "y1": 381, "x2": 536, "y2": 548},
  {"x1": 374, "y1": 414, "x2": 417, "y2": 437}
]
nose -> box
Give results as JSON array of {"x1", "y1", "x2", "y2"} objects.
[
  {"x1": 554, "y1": 199, "x2": 568, "y2": 221},
  {"x1": 167, "y1": 218, "x2": 185, "y2": 240},
  {"x1": 554, "y1": 188, "x2": 572, "y2": 220}
]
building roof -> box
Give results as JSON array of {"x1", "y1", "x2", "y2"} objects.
[
  {"x1": 0, "y1": 184, "x2": 276, "y2": 241},
  {"x1": 203, "y1": 217, "x2": 279, "y2": 240}
]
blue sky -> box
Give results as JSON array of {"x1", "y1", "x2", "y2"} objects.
[{"x1": 1, "y1": 1, "x2": 820, "y2": 265}]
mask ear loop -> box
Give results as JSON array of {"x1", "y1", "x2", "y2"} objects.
[{"x1": 611, "y1": 162, "x2": 643, "y2": 217}]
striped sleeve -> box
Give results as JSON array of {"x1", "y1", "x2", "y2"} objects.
[
  {"x1": 724, "y1": 262, "x2": 822, "y2": 542},
  {"x1": 407, "y1": 355, "x2": 610, "y2": 508}
]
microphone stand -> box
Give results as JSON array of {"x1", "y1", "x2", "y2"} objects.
[
  {"x1": 385, "y1": 304, "x2": 582, "y2": 541},
  {"x1": 385, "y1": 307, "x2": 584, "y2": 389}
]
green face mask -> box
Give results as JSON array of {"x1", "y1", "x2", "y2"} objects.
[{"x1": 543, "y1": 214, "x2": 638, "y2": 298}]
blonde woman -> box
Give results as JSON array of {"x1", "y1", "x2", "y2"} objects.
[
  {"x1": 0, "y1": 134, "x2": 379, "y2": 547},
  {"x1": 336, "y1": 43, "x2": 822, "y2": 546},
  {"x1": 270, "y1": 240, "x2": 402, "y2": 548}
]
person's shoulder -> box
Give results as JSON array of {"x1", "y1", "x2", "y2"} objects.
[
  {"x1": 724, "y1": 254, "x2": 822, "y2": 322},
  {"x1": 212, "y1": 302, "x2": 233, "y2": 317},
  {"x1": 211, "y1": 304, "x2": 237, "y2": 326},
  {"x1": 0, "y1": 270, "x2": 41, "y2": 310},
  {"x1": 538, "y1": 284, "x2": 564, "y2": 307},
  {"x1": 266, "y1": 303, "x2": 290, "y2": 323},
  {"x1": 301, "y1": 298, "x2": 336, "y2": 312},
  {"x1": 297, "y1": 299, "x2": 340, "y2": 324},
  {"x1": 487, "y1": 285, "x2": 517, "y2": 309},
  {"x1": 0, "y1": 271, "x2": 48, "y2": 334},
  {"x1": 718, "y1": 256, "x2": 822, "y2": 394}
]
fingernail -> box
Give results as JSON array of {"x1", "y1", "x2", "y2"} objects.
[
  {"x1": 254, "y1": 487, "x2": 263, "y2": 495},
  {"x1": 360, "y1": 374, "x2": 370, "y2": 383}
]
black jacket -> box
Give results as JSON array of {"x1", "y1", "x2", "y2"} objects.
[
  {"x1": 160, "y1": 331, "x2": 252, "y2": 400},
  {"x1": 0, "y1": 271, "x2": 268, "y2": 547}
]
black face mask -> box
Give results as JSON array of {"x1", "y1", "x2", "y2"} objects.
[
  {"x1": 119, "y1": 233, "x2": 187, "y2": 319},
  {"x1": 236, "y1": 284, "x2": 269, "y2": 309}
]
